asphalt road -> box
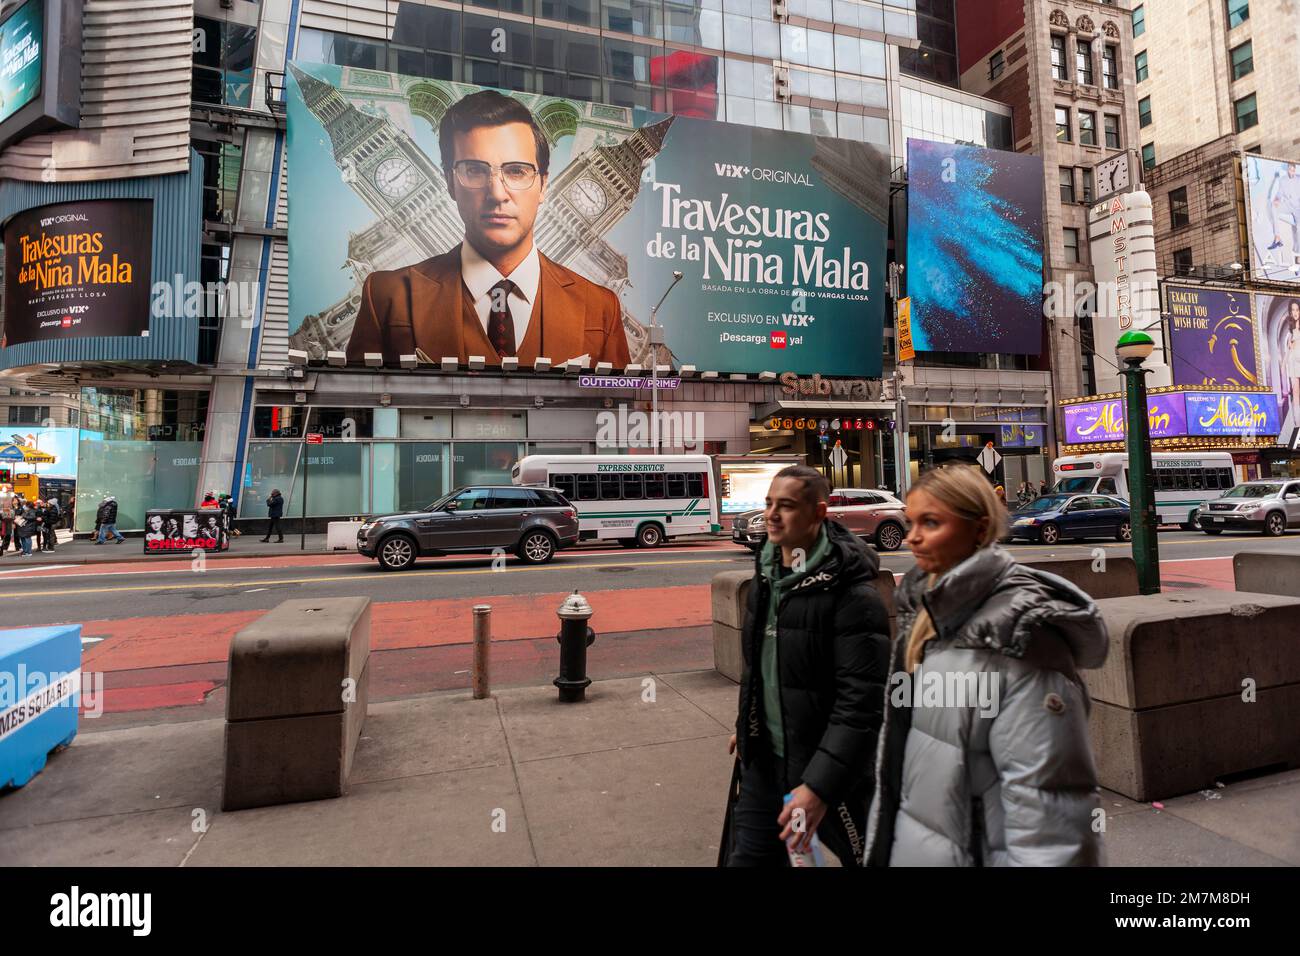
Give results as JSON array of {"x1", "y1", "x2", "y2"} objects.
[{"x1": 10, "y1": 530, "x2": 1300, "y2": 628}]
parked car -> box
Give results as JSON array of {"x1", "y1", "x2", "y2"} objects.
[
  {"x1": 358, "y1": 485, "x2": 580, "y2": 571},
  {"x1": 729, "y1": 488, "x2": 910, "y2": 553},
  {"x1": 1007, "y1": 493, "x2": 1132, "y2": 545},
  {"x1": 1197, "y1": 479, "x2": 1300, "y2": 537}
]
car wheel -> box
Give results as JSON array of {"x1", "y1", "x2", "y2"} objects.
[
  {"x1": 377, "y1": 533, "x2": 418, "y2": 571},
  {"x1": 637, "y1": 523, "x2": 664, "y2": 548},
  {"x1": 1116, "y1": 520, "x2": 1132, "y2": 542},
  {"x1": 1263, "y1": 512, "x2": 1287, "y2": 537},
  {"x1": 875, "y1": 521, "x2": 904, "y2": 552},
  {"x1": 517, "y1": 530, "x2": 557, "y2": 564},
  {"x1": 1038, "y1": 522, "x2": 1060, "y2": 545}
]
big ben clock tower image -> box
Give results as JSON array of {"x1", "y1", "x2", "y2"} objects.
[{"x1": 289, "y1": 65, "x2": 676, "y2": 365}]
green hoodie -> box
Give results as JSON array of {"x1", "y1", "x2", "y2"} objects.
[{"x1": 758, "y1": 524, "x2": 832, "y2": 759}]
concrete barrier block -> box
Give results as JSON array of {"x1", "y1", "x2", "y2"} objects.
[
  {"x1": 714, "y1": 623, "x2": 743, "y2": 683},
  {"x1": 0, "y1": 625, "x2": 81, "y2": 790},
  {"x1": 223, "y1": 598, "x2": 371, "y2": 811},
  {"x1": 1019, "y1": 556, "x2": 1140, "y2": 599},
  {"x1": 710, "y1": 571, "x2": 752, "y2": 631},
  {"x1": 1083, "y1": 590, "x2": 1300, "y2": 801},
  {"x1": 1233, "y1": 552, "x2": 1300, "y2": 598}
]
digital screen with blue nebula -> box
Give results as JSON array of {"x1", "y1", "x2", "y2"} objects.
[{"x1": 906, "y1": 139, "x2": 1044, "y2": 354}]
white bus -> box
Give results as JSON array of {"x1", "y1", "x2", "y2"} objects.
[
  {"x1": 512, "y1": 454, "x2": 719, "y2": 548},
  {"x1": 1052, "y1": 451, "x2": 1237, "y2": 526}
]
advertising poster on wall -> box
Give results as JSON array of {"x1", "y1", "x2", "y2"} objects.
[
  {"x1": 0, "y1": 425, "x2": 77, "y2": 476},
  {"x1": 142, "y1": 509, "x2": 228, "y2": 554},
  {"x1": 285, "y1": 64, "x2": 889, "y2": 377},
  {"x1": 1062, "y1": 390, "x2": 1279, "y2": 444},
  {"x1": 0, "y1": 0, "x2": 42, "y2": 127},
  {"x1": 905, "y1": 139, "x2": 1044, "y2": 355},
  {"x1": 1, "y1": 199, "x2": 154, "y2": 347},
  {"x1": 1252, "y1": 293, "x2": 1300, "y2": 446},
  {"x1": 1244, "y1": 154, "x2": 1300, "y2": 284},
  {"x1": 1163, "y1": 285, "x2": 1259, "y2": 388}
]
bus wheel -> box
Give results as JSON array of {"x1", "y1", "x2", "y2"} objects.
[{"x1": 637, "y1": 523, "x2": 664, "y2": 548}]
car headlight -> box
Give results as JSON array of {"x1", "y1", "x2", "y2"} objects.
[{"x1": 749, "y1": 516, "x2": 765, "y2": 528}]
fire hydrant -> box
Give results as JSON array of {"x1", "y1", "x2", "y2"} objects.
[{"x1": 555, "y1": 590, "x2": 596, "y2": 702}]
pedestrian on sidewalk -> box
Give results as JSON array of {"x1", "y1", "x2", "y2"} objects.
[
  {"x1": 95, "y1": 495, "x2": 126, "y2": 545},
  {"x1": 1016, "y1": 481, "x2": 1034, "y2": 508},
  {"x1": 220, "y1": 493, "x2": 241, "y2": 537},
  {"x1": 14, "y1": 499, "x2": 37, "y2": 556},
  {"x1": 0, "y1": 491, "x2": 15, "y2": 556},
  {"x1": 722, "y1": 464, "x2": 891, "y2": 867},
  {"x1": 38, "y1": 497, "x2": 60, "y2": 552},
  {"x1": 864, "y1": 463, "x2": 1108, "y2": 867},
  {"x1": 1038, "y1": 478, "x2": 1049, "y2": 497},
  {"x1": 261, "y1": 489, "x2": 284, "y2": 543}
]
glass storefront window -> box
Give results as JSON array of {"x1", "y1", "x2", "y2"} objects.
[
  {"x1": 75, "y1": 441, "x2": 204, "y2": 533},
  {"x1": 244, "y1": 441, "x2": 366, "y2": 518},
  {"x1": 453, "y1": 442, "x2": 526, "y2": 486},
  {"x1": 395, "y1": 443, "x2": 452, "y2": 512}
]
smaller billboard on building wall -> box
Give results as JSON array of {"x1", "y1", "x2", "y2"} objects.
[
  {"x1": 0, "y1": 0, "x2": 43, "y2": 127},
  {"x1": 1, "y1": 199, "x2": 154, "y2": 347},
  {"x1": 1253, "y1": 293, "x2": 1300, "y2": 444},
  {"x1": 1062, "y1": 390, "x2": 1279, "y2": 444},
  {"x1": 1163, "y1": 285, "x2": 1260, "y2": 388},
  {"x1": 905, "y1": 139, "x2": 1044, "y2": 355},
  {"x1": 1244, "y1": 154, "x2": 1300, "y2": 285}
]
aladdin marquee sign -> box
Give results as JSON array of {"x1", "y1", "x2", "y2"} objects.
[{"x1": 1063, "y1": 390, "x2": 1280, "y2": 445}]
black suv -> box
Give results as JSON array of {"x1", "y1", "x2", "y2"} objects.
[{"x1": 358, "y1": 486, "x2": 580, "y2": 571}]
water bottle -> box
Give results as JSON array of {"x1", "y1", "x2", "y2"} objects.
[{"x1": 783, "y1": 793, "x2": 826, "y2": 867}]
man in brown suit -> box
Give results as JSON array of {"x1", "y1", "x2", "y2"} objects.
[{"x1": 346, "y1": 89, "x2": 630, "y2": 369}]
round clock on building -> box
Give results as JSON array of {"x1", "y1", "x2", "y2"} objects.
[
  {"x1": 374, "y1": 157, "x2": 419, "y2": 199},
  {"x1": 570, "y1": 178, "x2": 608, "y2": 219}
]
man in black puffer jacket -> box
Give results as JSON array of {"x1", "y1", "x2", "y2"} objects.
[{"x1": 726, "y1": 465, "x2": 891, "y2": 866}]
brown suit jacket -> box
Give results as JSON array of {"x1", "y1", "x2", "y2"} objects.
[{"x1": 345, "y1": 246, "x2": 631, "y2": 368}]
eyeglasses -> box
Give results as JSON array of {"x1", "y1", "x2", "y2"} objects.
[{"x1": 452, "y1": 160, "x2": 539, "y2": 191}]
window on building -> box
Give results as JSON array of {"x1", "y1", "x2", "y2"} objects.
[
  {"x1": 1051, "y1": 35, "x2": 1068, "y2": 81},
  {"x1": 1056, "y1": 106, "x2": 1071, "y2": 142},
  {"x1": 1133, "y1": 4, "x2": 1145, "y2": 36},
  {"x1": 1079, "y1": 110, "x2": 1097, "y2": 146},
  {"x1": 1103, "y1": 45, "x2": 1119, "y2": 88},
  {"x1": 1235, "y1": 93, "x2": 1258, "y2": 131},
  {"x1": 1142, "y1": 142, "x2": 1156, "y2": 169},
  {"x1": 1104, "y1": 114, "x2": 1121, "y2": 149},
  {"x1": 1230, "y1": 41, "x2": 1254, "y2": 80},
  {"x1": 1063, "y1": 228, "x2": 1081, "y2": 264},
  {"x1": 1170, "y1": 187, "x2": 1191, "y2": 228},
  {"x1": 192, "y1": 17, "x2": 257, "y2": 108},
  {"x1": 1076, "y1": 39, "x2": 1094, "y2": 85},
  {"x1": 1226, "y1": 0, "x2": 1249, "y2": 29},
  {"x1": 8, "y1": 406, "x2": 49, "y2": 425},
  {"x1": 1060, "y1": 167, "x2": 1076, "y2": 203},
  {"x1": 989, "y1": 50, "x2": 1005, "y2": 80},
  {"x1": 1135, "y1": 50, "x2": 1148, "y2": 83},
  {"x1": 1173, "y1": 248, "x2": 1194, "y2": 275},
  {"x1": 1082, "y1": 167, "x2": 1094, "y2": 202},
  {"x1": 1245, "y1": 144, "x2": 1262, "y2": 154},
  {"x1": 1139, "y1": 96, "x2": 1152, "y2": 127}
]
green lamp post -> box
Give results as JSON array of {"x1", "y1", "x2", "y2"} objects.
[{"x1": 1117, "y1": 328, "x2": 1161, "y2": 594}]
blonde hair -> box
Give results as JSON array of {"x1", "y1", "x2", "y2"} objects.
[{"x1": 909, "y1": 463, "x2": 1007, "y2": 550}]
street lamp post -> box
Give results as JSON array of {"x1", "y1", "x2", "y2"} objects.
[
  {"x1": 649, "y1": 271, "x2": 683, "y2": 453},
  {"x1": 1117, "y1": 329, "x2": 1161, "y2": 594}
]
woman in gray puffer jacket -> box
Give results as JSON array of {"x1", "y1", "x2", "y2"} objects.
[{"x1": 865, "y1": 464, "x2": 1109, "y2": 866}]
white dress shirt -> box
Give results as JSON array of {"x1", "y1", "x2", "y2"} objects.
[{"x1": 460, "y1": 241, "x2": 540, "y2": 353}]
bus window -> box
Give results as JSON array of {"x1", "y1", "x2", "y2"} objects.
[
  {"x1": 1156, "y1": 471, "x2": 1174, "y2": 491},
  {"x1": 644, "y1": 474, "x2": 665, "y2": 499},
  {"x1": 1174, "y1": 469, "x2": 1189, "y2": 490},
  {"x1": 1056, "y1": 477, "x2": 1096, "y2": 493},
  {"x1": 1097, "y1": 478, "x2": 1118, "y2": 495},
  {"x1": 1189, "y1": 470, "x2": 1205, "y2": 490},
  {"x1": 666, "y1": 473, "x2": 686, "y2": 498},
  {"x1": 686, "y1": 473, "x2": 704, "y2": 498},
  {"x1": 575, "y1": 474, "x2": 598, "y2": 500},
  {"x1": 1219, "y1": 468, "x2": 1235, "y2": 489},
  {"x1": 621, "y1": 474, "x2": 644, "y2": 499},
  {"x1": 599, "y1": 474, "x2": 622, "y2": 499},
  {"x1": 552, "y1": 474, "x2": 576, "y2": 499}
]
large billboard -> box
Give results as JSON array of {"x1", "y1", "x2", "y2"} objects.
[
  {"x1": 905, "y1": 139, "x2": 1044, "y2": 354},
  {"x1": 1163, "y1": 285, "x2": 1259, "y2": 388},
  {"x1": 1244, "y1": 154, "x2": 1300, "y2": 284},
  {"x1": 286, "y1": 64, "x2": 889, "y2": 376},
  {"x1": 1, "y1": 198, "x2": 153, "y2": 346},
  {"x1": 1252, "y1": 293, "x2": 1300, "y2": 445},
  {"x1": 0, "y1": 0, "x2": 42, "y2": 126}
]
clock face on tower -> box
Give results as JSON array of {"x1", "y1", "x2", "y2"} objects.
[
  {"x1": 570, "y1": 178, "x2": 608, "y2": 219},
  {"x1": 1097, "y1": 154, "x2": 1131, "y2": 198},
  {"x1": 373, "y1": 156, "x2": 420, "y2": 200}
]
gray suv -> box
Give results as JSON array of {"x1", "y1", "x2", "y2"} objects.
[
  {"x1": 1197, "y1": 479, "x2": 1300, "y2": 537},
  {"x1": 358, "y1": 485, "x2": 580, "y2": 571}
]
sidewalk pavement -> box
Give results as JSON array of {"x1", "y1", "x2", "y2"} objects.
[
  {"x1": 5, "y1": 532, "x2": 728, "y2": 567},
  {"x1": 2, "y1": 668, "x2": 1296, "y2": 866}
]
